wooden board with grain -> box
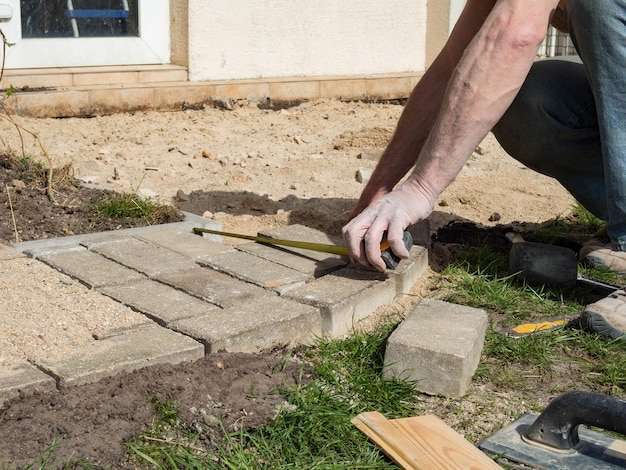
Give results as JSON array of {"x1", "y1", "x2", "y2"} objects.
[{"x1": 352, "y1": 411, "x2": 502, "y2": 469}]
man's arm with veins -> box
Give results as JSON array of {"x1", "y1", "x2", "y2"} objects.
[
  {"x1": 346, "y1": 1, "x2": 496, "y2": 220},
  {"x1": 344, "y1": 0, "x2": 561, "y2": 271}
]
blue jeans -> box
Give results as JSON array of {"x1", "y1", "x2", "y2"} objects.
[{"x1": 492, "y1": 0, "x2": 626, "y2": 251}]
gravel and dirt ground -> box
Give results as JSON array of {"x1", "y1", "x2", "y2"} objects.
[{"x1": 0, "y1": 99, "x2": 578, "y2": 467}]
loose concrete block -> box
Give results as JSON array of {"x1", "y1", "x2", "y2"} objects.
[
  {"x1": 170, "y1": 295, "x2": 321, "y2": 353},
  {"x1": 99, "y1": 279, "x2": 220, "y2": 326},
  {"x1": 0, "y1": 361, "x2": 57, "y2": 407},
  {"x1": 236, "y1": 242, "x2": 347, "y2": 277},
  {"x1": 383, "y1": 299, "x2": 488, "y2": 398},
  {"x1": 198, "y1": 250, "x2": 310, "y2": 292},
  {"x1": 39, "y1": 249, "x2": 147, "y2": 288},
  {"x1": 388, "y1": 245, "x2": 429, "y2": 295},
  {"x1": 285, "y1": 267, "x2": 396, "y2": 336},
  {"x1": 87, "y1": 238, "x2": 196, "y2": 277},
  {"x1": 38, "y1": 324, "x2": 204, "y2": 387},
  {"x1": 156, "y1": 266, "x2": 271, "y2": 308}
]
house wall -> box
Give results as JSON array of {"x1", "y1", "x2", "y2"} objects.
[{"x1": 185, "y1": 0, "x2": 427, "y2": 82}]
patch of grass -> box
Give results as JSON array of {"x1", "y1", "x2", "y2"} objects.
[
  {"x1": 128, "y1": 322, "x2": 422, "y2": 469},
  {"x1": 126, "y1": 398, "x2": 208, "y2": 470},
  {"x1": 92, "y1": 193, "x2": 180, "y2": 225}
]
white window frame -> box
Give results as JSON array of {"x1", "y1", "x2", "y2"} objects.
[{"x1": 1, "y1": 0, "x2": 170, "y2": 69}]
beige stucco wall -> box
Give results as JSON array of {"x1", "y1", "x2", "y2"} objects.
[
  {"x1": 169, "y1": 0, "x2": 189, "y2": 67},
  {"x1": 184, "y1": 0, "x2": 427, "y2": 82}
]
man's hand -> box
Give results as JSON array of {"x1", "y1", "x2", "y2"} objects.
[{"x1": 342, "y1": 178, "x2": 436, "y2": 271}]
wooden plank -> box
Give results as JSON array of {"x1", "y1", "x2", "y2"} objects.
[{"x1": 352, "y1": 411, "x2": 501, "y2": 469}]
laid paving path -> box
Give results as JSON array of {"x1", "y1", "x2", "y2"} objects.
[{"x1": 0, "y1": 213, "x2": 428, "y2": 405}]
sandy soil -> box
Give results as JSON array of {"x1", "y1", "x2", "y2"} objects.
[
  {"x1": 0, "y1": 98, "x2": 580, "y2": 467},
  {"x1": 0, "y1": 98, "x2": 576, "y2": 238}
]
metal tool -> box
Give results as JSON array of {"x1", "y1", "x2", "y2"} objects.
[
  {"x1": 478, "y1": 390, "x2": 626, "y2": 469},
  {"x1": 192, "y1": 227, "x2": 413, "y2": 270},
  {"x1": 506, "y1": 233, "x2": 621, "y2": 293}
]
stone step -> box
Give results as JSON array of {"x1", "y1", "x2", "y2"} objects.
[
  {"x1": 1, "y1": 67, "x2": 420, "y2": 118},
  {"x1": 4, "y1": 65, "x2": 189, "y2": 89}
]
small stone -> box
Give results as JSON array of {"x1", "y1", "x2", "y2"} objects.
[
  {"x1": 202, "y1": 149, "x2": 212, "y2": 159},
  {"x1": 355, "y1": 168, "x2": 373, "y2": 184},
  {"x1": 202, "y1": 211, "x2": 214, "y2": 219},
  {"x1": 475, "y1": 145, "x2": 486, "y2": 155},
  {"x1": 290, "y1": 183, "x2": 298, "y2": 190},
  {"x1": 489, "y1": 212, "x2": 501, "y2": 222},
  {"x1": 439, "y1": 200, "x2": 449, "y2": 207},
  {"x1": 10, "y1": 179, "x2": 26, "y2": 191},
  {"x1": 175, "y1": 190, "x2": 190, "y2": 202}
]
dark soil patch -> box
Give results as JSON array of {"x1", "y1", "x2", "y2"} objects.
[
  {"x1": 0, "y1": 352, "x2": 309, "y2": 468},
  {"x1": 0, "y1": 153, "x2": 182, "y2": 245}
]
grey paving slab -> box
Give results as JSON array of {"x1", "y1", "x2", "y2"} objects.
[
  {"x1": 38, "y1": 248, "x2": 147, "y2": 288},
  {"x1": 383, "y1": 299, "x2": 488, "y2": 398},
  {"x1": 236, "y1": 242, "x2": 347, "y2": 277},
  {"x1": 99, "y1": 279, "x2": 220, "y2": 326},
  {"x1": 198, "y1": 250, "x2": 310, "y2": 292},
  {"x1": 137, "y1": 227, "x2": 233, "y2": 260},
  {"x1": 156, "y1": 266, "x2": 271, "y2": 308},
  {"x1": 170, "y1": 295, "x2": 321, "y2": 353},
  {"x1": 12, "y1": 212, "x2": 220, "y2": 257},
  {"x1": 86, "y1": 238, "x2": 197, "y2": 277},
  {"x1": 389, "y1": 245, "x2": 429, "y2": 295},
  {"x1": 38, "y1": 324, "x2": 204, "y2": 387},
  {"x1": 0, "y1": 361, "x2": 57, "y2": 407},
  {"x1": 284, "y1": 267, "x2": 397, "y2": 336}
]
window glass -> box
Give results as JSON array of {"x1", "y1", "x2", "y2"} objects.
[{"x1": 20, "y1": 0, "x2": 138, "y2": 38}]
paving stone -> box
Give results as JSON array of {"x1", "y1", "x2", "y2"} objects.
[
  {"x1": 236, "y1": 242, "x2": 347, "y2": 277},
  {"x1": 38, "y1": 324, "x2": 204, "y2": 387},
  {"x1": 284, "y1": 267, "x2": 397, "y2": 336},
  {"x1": 383, "y1": 299, "x2": 488, "y2": 398},
  {"x1": 12, "y1": 214, "x2": 219, "y2": 257},
  {"x1": 99, "y1": 279, "x2": 220, "y2": 326},
  {"x1": 198, "y1": 250, "x2": 310, "y2": 292},
  {"x1": 156, "y1": 266, "x2": 271, "y2": 308},
  {"x1": 86, "y1": 238, "x2": 196, "y2": 277},
  {"x1": 39, "y1": 248, "x2": 147, "y2": 288},
  {"x1": 0, "y1": 361, "x2": 57, "y2": 407},
  {"x1": 388, "y1": 245, "x2": 429, "y2": 295},
  {"x1": 137, "y1": 227, "x2": 232, "y2": 260},
  {"x1": 170, "y1": 295, "x2": 321, "y2": 353}
]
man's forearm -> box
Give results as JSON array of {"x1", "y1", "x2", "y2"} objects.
[
  {"x1": 409, "y1": 0, "x2": 559, "y2": 200},
  {"x1": 350, "y1": 1, "x2": 495, "y2": 217}
]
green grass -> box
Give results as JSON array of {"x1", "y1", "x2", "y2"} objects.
[{"x1": 92, "y1": 193, "x2": 180, "y2": 225}]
